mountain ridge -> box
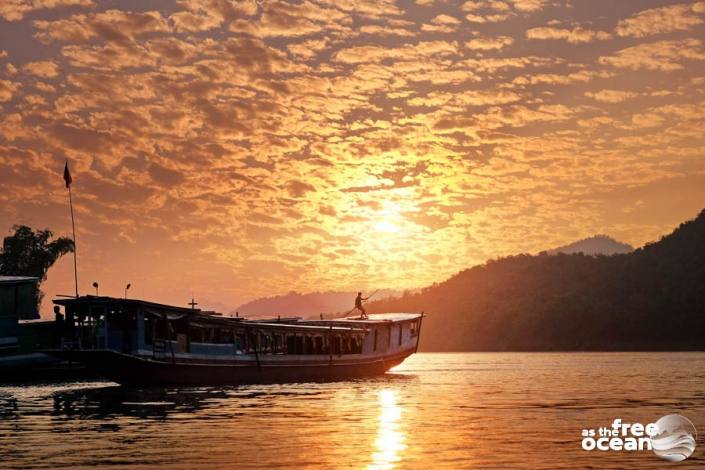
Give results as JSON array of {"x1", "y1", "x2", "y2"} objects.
[
  {"x1": 368, "y1": 209, "x2": 705, "y2": 351},
  {"x1": 545, "y1": 235, "x2": 633, "y2": 256}
]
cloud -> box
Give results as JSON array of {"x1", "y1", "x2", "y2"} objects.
[
  {"x1": 513, "y1": 70, "x2": 611, "y2": 86},
  {"x1": 358, "y1": 25, "x2": 415, "y2": 37},
  {"x1": 334, "y1": 41, "x2": 459, "y2": 64},
  {"x1": 421, "y1": 14, "x2": 462, "y2": 33},
  {"x1": 462, "y1": 0, "x2": 513, "y2": 23},
  {"x1": 631, "y1": 112, "x2": 664, "y2": 128},
  {"x1": 0, "y1": 0, "x2": 93, "y2": 22},
  {"x1": 22, "y1": 60, "x2": 60, "y2": 78},
  {"x1": 287, "y1": 180, "x2": 316, "y2": 198},
  {"x1": 229, "y1": 0, "x2": 351, "y2": 38},
  {"x1": 465, "y1": 12, "x2": 512, "y2": 23},
  {"x1": 616, "y1": 3, "x2": 705, "y2": 38},
  {"x1": 511, "y1": 0, "x2": 546, "y2": 12},
  {"x1": 33, "y1": 9, "x2": 170, "y2": 44},
  {"x1": 526, "y1": 26, "x2": 611, "y2": 43},
  {"x1": 466, "y1": 35, "x2": 514, "y2": 50},
  {"x1": 0, "y1": 79, "x2": 20, "y2": 102},
  {"x1": 462, "y1": 1, "x2": 511, "y2": 11},
  {"x1": 585, "y1": 89, "x2": 638, "y2": 103},
  {"x1": 170, "y1": 0, "x2": 258, "y2": 32},
  {"x1": 2, "y1": 0, "x2": 705, "y2": 313},
  {"x1": 148, "y1": 161, "x2": 185, "y2": 186},
  {"x1": 599, "y1": 39, "x2": 705, "y2": 71},
  {"x1": 287, "y1": 38, "x2": 331, "y2": 60}
]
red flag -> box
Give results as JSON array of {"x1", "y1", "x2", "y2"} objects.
[{"x1": 63, "y1": 161, "x2": 72, "y2": 188}]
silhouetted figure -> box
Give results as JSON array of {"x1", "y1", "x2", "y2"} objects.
[
  {"x1": 354, "y1": 292, "x2": 369, "y2": 319},
  {"x1": 54, "y1": 305, "x2": 65, "y2": 346}
]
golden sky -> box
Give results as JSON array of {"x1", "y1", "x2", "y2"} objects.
[{"x1": 1, "y1": 0, "x2": 704, "y2": 314}]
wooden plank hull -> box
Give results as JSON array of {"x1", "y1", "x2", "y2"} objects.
[{"x1": 44, "y1": 349, "x2": 412, "y2": 385}]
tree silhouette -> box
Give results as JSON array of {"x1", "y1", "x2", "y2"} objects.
[{"x1": 0, "y1": 225, "x2": 74, "y2": 311}]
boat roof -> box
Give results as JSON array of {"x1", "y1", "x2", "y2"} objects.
[
  {"x1": 339, "y1": 313, "x2": 422, "y2": 323},
  {"x1": 0, "y1": 276, "x2": 39, "y2": 285},
  {"x1": 281, "y1": 312, "x2": 423, "y2": 329},
  {"x1": 54, "y1": 295, "x2": 198, "y2": 314},
  {"x1": 52, "y1": 295, "x2": 371, "y2": 333}
]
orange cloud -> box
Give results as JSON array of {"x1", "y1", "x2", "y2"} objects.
[
  {"x1": 0, "y1": 0, "x2": 92, "y2": 22},
  {"x1": 599, "y1": 39, "x2": 705, "y2": 71},
  {"x1": 616, "y1": 3, "x2": 705, "y2": 38},
  {"x1": 1, "y1": 0, "x2": 704, "y2": 315},
  {"x1": 0, "y1": 79, "x2": 20, "y2": 101},
  {"x1": 585, "y1": 89, "x2": 638, "y2": 103},
  {"x1": 526, "y1": 26, "x2": 611, "y2": 43},
  {"x1": 22, "y1": 60, "x2": 60, "y2": 78},
  {"x1": 466, "y1": 35, "x2": 514, "y2": 50}
]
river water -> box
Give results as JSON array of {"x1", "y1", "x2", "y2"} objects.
[{"x1": 1, "y1": 353, "x2": 704, "y2": 469}]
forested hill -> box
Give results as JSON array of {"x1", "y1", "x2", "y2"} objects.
[{"x1": 368, "y1": 210, "x2": 705, "y2": 351}]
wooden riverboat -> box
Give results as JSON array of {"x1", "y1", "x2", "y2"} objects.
[{"x1": 44, "y1": 296, "x2": 423, "y2": 385}]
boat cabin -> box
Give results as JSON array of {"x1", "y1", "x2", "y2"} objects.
[{"x1": 53, "y1": 296, "x2": 422, "y2": 362}]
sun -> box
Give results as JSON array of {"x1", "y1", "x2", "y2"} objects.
[{"x1": 374, "y1": 220, "x2": 399, "y2": 233}]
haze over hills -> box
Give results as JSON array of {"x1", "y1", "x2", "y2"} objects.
[
  {"x1": 368, "y1": 210, "x2": 705, "y2": 351},
  {"x1": 546, "y1": 235, "x2": 633, "y2": 256},
  {"x1": 233, "y1": 235, "x2": 632, "y2": 319},
  {"x1": 233, "y1": 289, "x2": 403, "y2": 318}
]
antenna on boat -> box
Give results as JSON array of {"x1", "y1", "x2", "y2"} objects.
[
  {"x1": 124, "y1": 283, "x2": 131, "y2": 299},
  {"x1": 188, "y1": 297, "x2": 198, "y2": 309}
]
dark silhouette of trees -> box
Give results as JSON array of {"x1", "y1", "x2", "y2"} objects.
[
  {"x1": 0, "y1": 225, "x2": 74, "y2": 310},
  {"x1": 368, "y1": 210, "x2": 705, "y2": 351}
]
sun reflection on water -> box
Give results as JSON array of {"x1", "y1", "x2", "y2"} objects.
[{"x1": 369, "y1": 389, "x2": 406, "y2": 469}]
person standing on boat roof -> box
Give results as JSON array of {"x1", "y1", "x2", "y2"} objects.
[{"x1": 354, "y1": 292, "x2": 369, "y2": 319}]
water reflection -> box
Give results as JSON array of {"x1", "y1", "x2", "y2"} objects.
[
  {"x1": 4, "y1": 354, "x2": 705, "y2": 469},
  {"x1": 48, "y1": 385, "x2": 327, "y2": 420},
  {"x1": 369, "y1": 389, "x2": 406, "y2": 469}
]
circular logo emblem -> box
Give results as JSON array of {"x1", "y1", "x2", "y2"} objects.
[{"x1": 651, "y1": 414, "x2": 697, "y2": 462}]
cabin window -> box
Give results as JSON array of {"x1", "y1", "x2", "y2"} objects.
[
  {"x1": 144, "y1": 317, "x2": 153, "y2": 345},
  {"x1": 352, "y1": 336, "x2": 362, "y2": 354},
  {"x1": 398, "y1": 324, "x2": 403, "y2": 346},
  {"x1": 189, "y1": 326, "x2": 201, "y2": 343},
  {"x1": 373, "y1": 329, "x2": 378, "y2": 351},
  {"x1": 410, "y1": 320, "x2": 419, "y2": 337},
  {"x1": 314, "y1": 336, "x2": 324, "y2": 354},
  {"x1": 250, "y1": 332, "x2": 259, "y2": 353},
  {"x1": 235, "y1": 332, "x2": 246, "y2": 352},
  {"x1": 216, "y1": 328, "x2": 233, "y2": 344}
]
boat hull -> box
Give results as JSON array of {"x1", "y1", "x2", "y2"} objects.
[{"x1": 44, "y1": 349, "x2": 412, "y2": 385}]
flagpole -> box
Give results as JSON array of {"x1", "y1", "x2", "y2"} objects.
[
  {"x1": 67, "y1": 184, "x2": 79, "y2": 297},
  {"x1": 65, "y1": 162, "x2": 79, "y2": 298}
]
